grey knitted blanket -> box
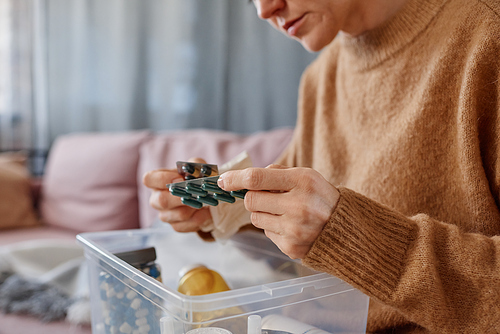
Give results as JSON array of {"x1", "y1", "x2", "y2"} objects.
[{"x1": 0, "y1": 273, "x2": 72, "y2": 322}]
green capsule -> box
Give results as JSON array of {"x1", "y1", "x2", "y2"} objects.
[
  {"x1": 201, "y1": 183, "x2": 225, "y2": 194},
  {"x1": 185, "y1": 184, "x2": 208, "y2": 197},
  {"x1": 200, "y1": 165, "x2": 212, "y2": 177},
  {"x1": 203, "y1": 176, "x2": 221, "y2": 185},
  {"x1": 170, "y1": 187, "x2": 190, "y2": 198},
  {"x1": 197, "y1": 196, "x2": 219, "y2": 206},
  {"x1": 230, "y1": 189, "x2": 248, "y2": 199},
  {"x1": 187, "y1": 182, "x2": 202, "y2": 189},
  {"x1": 181, "y1": 197, "x2": 203, "y2": 209},
  {"x1": 181, "y1": 164, "x2": 195, "y2": 174},
  {"x1": 213, "y1": 193, "x2": 236, "y2": 204}
]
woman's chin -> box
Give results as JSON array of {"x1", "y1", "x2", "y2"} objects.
[{"x1": 297, "y1": 34, "x2": 336, "y2": 53}]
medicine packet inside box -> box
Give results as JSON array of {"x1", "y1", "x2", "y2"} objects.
[{"x1": 77, "y1": 227, "x2": 369, "y2": 334}]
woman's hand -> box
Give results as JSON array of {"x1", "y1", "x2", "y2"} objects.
[
  {"x1": 218, "y1": 164, "x2": 340, "y2": 259},
  {"x1": 142, "y1": 158, "x2": 212, "y2": 232}
]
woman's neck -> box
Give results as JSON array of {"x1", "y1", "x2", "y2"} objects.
[{"x1": 342, "y1": 0, "x2": 411, "y2": 36}]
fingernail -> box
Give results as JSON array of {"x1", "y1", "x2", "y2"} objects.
[
  {"x1": 172, "y1": 177, "x2": 183, "y2": 183},
  {"x1": 217, "y1": 174, "x2": 225, "y2": 189}
]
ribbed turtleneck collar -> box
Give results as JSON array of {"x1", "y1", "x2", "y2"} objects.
[{"x1": 339, "y1": 0, "x2": 449, "y2": 69}]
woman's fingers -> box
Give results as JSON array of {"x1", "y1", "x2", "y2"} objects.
[
  {"x1": 144, "y1": 158, "x2": 212, "y2": 233},
  {"x1": 219, "y1": 167, "x2": 340, "y2": 259},
  {"x1": 158, "y1": 207, "x2": 212, "y2": 232},
  {"x1": 251, "y1": 207, "x2": 330, "y2": 259},
  {"x1": 244, "y1": 191, "x2": 288, "y2": 215},
  {"x1": 142, "y1": 157, "x2": 206, "y2": 190},
  {"x1": 263, "y1": 230, "x2": 314, "y2": 260},
  {"x1": 265, "y1": 163, "x2": 290, "y2": 169},
  {"x1": 218, "y1": 167, "x2": 297, "y2": 192},
  {"x1": 187, "y1": 157, "x2": 207, "y2": 164},
  {"x1": 143, "y1": 169, "x2": 182, "y2": 190},
  {"x1": 149, "y1": 190, "x2": 183, "y2": 211}
]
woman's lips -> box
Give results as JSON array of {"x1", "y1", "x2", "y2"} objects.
[{"x1": 283, "y1": 14, "x2": 306, "y2": 37}]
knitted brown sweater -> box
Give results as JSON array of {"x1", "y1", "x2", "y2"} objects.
[{"x1": 277, "y1": 0, "x2": 500, "y2": 332}]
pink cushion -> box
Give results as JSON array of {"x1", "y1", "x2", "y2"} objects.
[
  {"x1": 137, "y1": 128, "x2": 294, "y2": 228},
  {"x1": 40, "y1": 131, "x2": 151, "y2": 232}
]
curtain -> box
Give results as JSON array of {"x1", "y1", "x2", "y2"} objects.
[
  {"x1": 0, "y1": 0, "x2": 33, "y2": 151},
  {"x1": 45, "y1": 0, "x2": 316, "y2": 140},
  {"x1": 3, "y1": 0, "x2": 317, "y2": 151}
]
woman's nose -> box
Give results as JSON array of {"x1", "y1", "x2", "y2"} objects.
[{"x1": 254, "y1": 0, "x2": 285, "y2": 20}]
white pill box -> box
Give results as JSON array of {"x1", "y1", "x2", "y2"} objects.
[{"x1": 77, "y1": 228, "x2": 369, "y2": 334}]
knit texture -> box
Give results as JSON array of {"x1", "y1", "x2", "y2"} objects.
[{"x1": 277, "y1": 0, "x2": 500, "y2": 332}]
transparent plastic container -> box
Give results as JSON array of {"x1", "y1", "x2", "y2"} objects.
[{"x1": 77, "y1": 227, "x2": 369, "y2": 334}]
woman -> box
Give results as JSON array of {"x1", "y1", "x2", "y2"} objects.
[{"x1": 144, "y1": 0, "x2": 500, "y2": 332}]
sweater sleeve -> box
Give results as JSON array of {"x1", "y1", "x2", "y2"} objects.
[
  {"x1": 274, "y1": 133, "x2": 297, "y2": 167},
  {"x1": 303, "y1": 187, "x2": 500, "y2": 333}
]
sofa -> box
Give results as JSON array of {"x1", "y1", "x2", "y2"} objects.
[{"x1": 0, "y1": 127, "x2": 294, "y2": 334}]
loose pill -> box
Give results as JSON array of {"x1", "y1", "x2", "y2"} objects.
[
  {"x1": 148, "y1": 266, "x2": 161, "y2": 280},
  {"x1": 135, "y1": 308, "x2": 149, "y2": 318},
  {"x1": 106, "y1": 288, "x2": 116, "y2": 298},
  {"x1": 119, "y1": 322, "x2": 133, "y2": 334},
  {"x1": 138, "y1": 324, "x2": 151, "y2": 333},
  {"x1": 127, "y1": 290, "x2": 138, "y2": 300},
  {"x1": 131, "y1": 298, "x2": 142, "y2": 310}
]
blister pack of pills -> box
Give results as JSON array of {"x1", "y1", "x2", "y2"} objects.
[
  {"x1": 166, "y1": 161, "x2": 248, "y2": 209},
  {"x1": 176, "y1": 161, "x2": 219, "y2": 180}
]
